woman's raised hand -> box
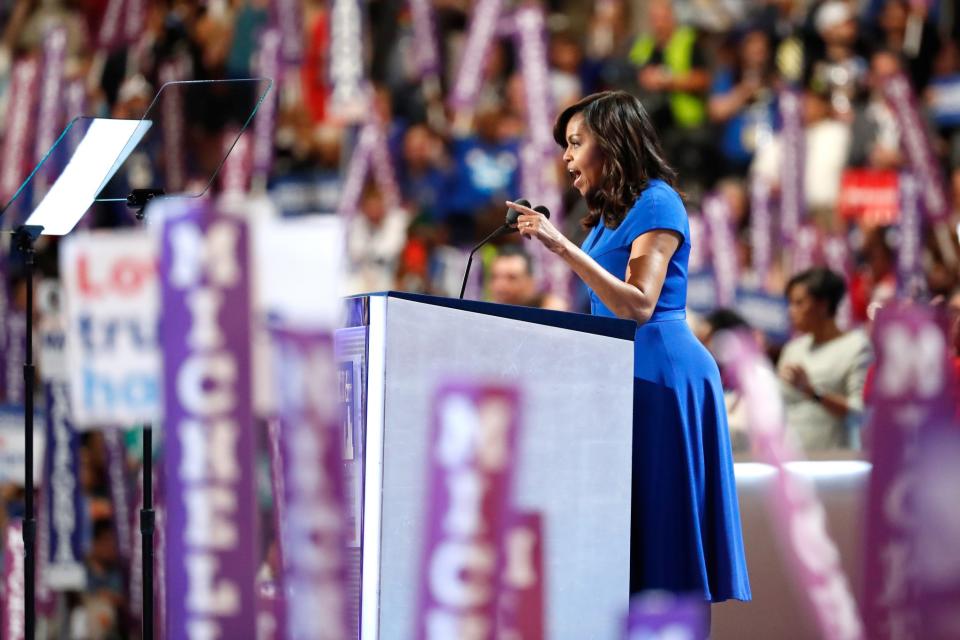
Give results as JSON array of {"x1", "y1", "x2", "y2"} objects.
[{"x1": 505, "y1": 200, "x2": 568, "y2": 255}]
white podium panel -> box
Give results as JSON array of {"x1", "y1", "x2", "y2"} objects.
[{"x1": 359, "y1": 294, "x2": 635, "y2": 639}]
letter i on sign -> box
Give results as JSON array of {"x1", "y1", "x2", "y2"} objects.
[{"x1": 416, "y1": 383, "x2": 521, "y2": 640}]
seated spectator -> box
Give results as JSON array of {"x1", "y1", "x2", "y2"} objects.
[
  {"x1": 345, "y1": 182, "x2": 409, "y2": 294},
  {"x1": 487, "y1": 245, "x2": 568, "y2": 311},
  {"x1": 709, "y1": 26, "x2": 780, "y2": 176},
  {"x1": 778, "y1": 267, "x2": 872, "y2": 451}
]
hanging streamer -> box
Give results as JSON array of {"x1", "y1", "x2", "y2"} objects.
[
  {"x1": 790, "y1": 224, "x2": 819, "y2": 275},
  {"x1": 159, "y1": 61, "x2": 188, "y2": 193},
  {"x1": 409, "y1": 0, "x2": 441, "y2": 78},
  {"x1": 273, "y1": 0, "x2": 304, "y2": 64},
  {"x1": 336, "y1": 121, "x2": 400, "y2": 217}
]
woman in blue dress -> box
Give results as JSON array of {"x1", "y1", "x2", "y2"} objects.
[{"x1": 507, "y1": 91, "x2": 751, "y2": 607}]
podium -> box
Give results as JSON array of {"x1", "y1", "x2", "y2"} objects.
[{"x1": 339, "y1": 292, "x2": 636, "y2": 639}]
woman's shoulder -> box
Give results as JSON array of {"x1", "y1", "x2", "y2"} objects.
[
  {"x1": 632, "y1": 179, "x2": 683, "y2": 209},
  {"x1": 621, "y1": 180, "x2": 687, "y2": 237}
]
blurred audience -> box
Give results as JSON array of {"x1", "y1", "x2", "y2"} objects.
[{"x1": 486, "y1": 244, "x2": 568, "y2": 311}]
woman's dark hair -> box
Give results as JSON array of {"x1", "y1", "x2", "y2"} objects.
[
  {"x1": 553, "y1": 91, "x2": 678, "y2": 229},
  {"x1": 785, "y1": 267, "x2": 847, "y2": 317}
]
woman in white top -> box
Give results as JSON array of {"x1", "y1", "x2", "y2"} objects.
[{"x1": 778, "y1": 267, "x2": 872, "y2": 451}]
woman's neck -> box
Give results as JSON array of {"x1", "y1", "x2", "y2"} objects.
[{"x1": 810, "y1": 320, "x2": 842, "y2": 345}]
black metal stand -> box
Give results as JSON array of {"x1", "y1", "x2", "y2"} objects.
[
  {"x1": 127, "y1": 189, "x2": 162, "y2": 640},
  {"x1": 13, "y1": 224, "x2": 42, "y2": 640}
]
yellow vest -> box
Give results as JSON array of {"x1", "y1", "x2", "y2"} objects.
[{"x1": 630, "y1": 26, "x2": 705, "y2": 128}]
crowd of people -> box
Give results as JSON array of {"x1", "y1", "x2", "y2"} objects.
[{"x1": 1, "y1": 0, "x2": 960, "y2": 635}]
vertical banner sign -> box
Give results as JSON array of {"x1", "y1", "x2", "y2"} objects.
[
  {"x1": 882, "y1": 73, "x2": 949, "y2": 222},
  {"x1": 264, "y1": 419, "x2": 287, "y2": 640},
  {"x1": 4, "y1": 311, "x2": 26, "y2": 405},
  {"x1": 416, "y1": 384, "x2": 520, "y2": 640},
  {"x1": 253, "y1": 30, "x2": 282, "y2": 187},
  {"x1": 329, "y1": 0, "x2": 367, "y2": 122},
  {"x1": 715, "y1": 332, "x2": 864, "y2": 640},
  {"x1": 219, "y1": 129, "x2": 253, "y2": 195},
  {"x1": 159, "y1": 200, "x2": 258, "y2": 639},
  {"x1": 256, "y1": 576, "x2": 282, "y2": 640},
  {"x1": 778, "y1": 88, "x2": 805, "y2": 241},
  {"x1": 2, "y1": 520, "x2": 25, "y2": 640},
  {"x1": 823, "y1": 235, "x2": 853, "y2": 330},
  {"x1": 272, "y1": 329, "x2": 348, "y2": 640},
  {"x1": 60, "y1": 230, "x2": 160, "y2": 428},
  {"x1": 624, "y1": 594, "x2": 708, "y2": 640},
  {"x1": 33, "y1": 26, "x2": 68, "y2": 198},
  {"x1": 273, "y1": 0, "x2": 303, "y2": 63},
  {"x1": 791, "y1": 224, "x2": 819, "y2": 275},
  {"x1": 515, "y1": 5, "x2": 568, "y2": 304},
  {"x1": 497, "y1": 512, "x2": 545, "y2": 640},
  {"x1": 160, "y1": 61, "x2": 188, "y2": 192},
  {"x1": 750, "y1": 175, "x2": 774, "y2": 280},
  {"x1": 409, "y1": 0, "x2": 441, "y2": 78},
  {"x1": 863, "y1": 306, "x2": 954, "y2": 639},
  {"x1": 449, "y1": 0, "x2": 503, "y2": 112},
  {"x1": 336, "y1": 121, "x2": 400, "y2": 216},
  {"x1": 897, "y1": 172, "x2": 925, "y2": 297},
  {"x1": 39, "y1": 283, "x2": 86, "y2": 589},
  {"x1": 104, "y1": 429, "x2": 133, "y2": 561},
  {"x1": 703, "y1": 194, "x2": 738, "y2": 308},
  {"x1": 0, "y1": 58, "x2": 39, "y2": 205},
  {"x1": 124, "y1": 0, "x2": 145, "y2": 43},
  {"x1": 98, "y1": 0, "x2": 126, "y2": 49},
  {"x1": 130, "y1": 472, "x2": 145, "y2": 624}
]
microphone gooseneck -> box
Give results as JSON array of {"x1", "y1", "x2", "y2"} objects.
[{"x1": 458, "y1": 199, "x2": 530, "y2": 299}]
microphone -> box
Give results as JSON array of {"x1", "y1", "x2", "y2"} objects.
[
  {"x1": 459, "y1": 199, "x2": 530, "y2": 300},
  {"x1": 532, "y1": 205, "x2": 550, "y2": 219}
]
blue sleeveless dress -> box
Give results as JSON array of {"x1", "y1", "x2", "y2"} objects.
[{"x1": 582, "y1": 179, "x2": 751, "y2": 602}]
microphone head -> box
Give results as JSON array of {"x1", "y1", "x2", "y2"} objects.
[
  {"x1": 533, "y1": 205, "x2": 551, "y2": 219},
  {"x1": 505, "y1": 199, "x2": 530, "y2": 225}
]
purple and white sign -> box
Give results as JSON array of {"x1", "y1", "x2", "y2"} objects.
[
  {"x1": 273, "y1": 0, "x2": 303, "y2": 63},
  {"x1": 0, "y1": 58, "x2": 39, "y2": 206},
  {"x1": 449, "y1": 0, "x2": 504, "y2": 111},
  {"x1": 778, "y1": 88, "x2": 806, "y2": 240},
  {"x1": 410, "y1": 0, "x2": 441, "y2": 78},
  {"x1": 98, "y1": 0, "x2": 126, "y2": 49},
  {"x1": 790, "y1": 224, "x2": 819, "y2": 275},
  {"x1": 104, "y1": 429, "x2": 133, "y2": 561},
  {"x1": 159, "y1": 199, "x2": 259, "y2": 639},
  {"x1": 497, "y1": 512, "x2": 545, "y2": 640},
  {"x1": 253, "y1": 30, "x2": 281, "y2": 186},
  {"x1": 624, "y1": 593, "x2": 708, "y2": 640},
  {"x1": 32, "y1": 26, "x2": 67, "y2": 198},
  {"x1": 416, "y1": 383, "x2": 520, "y2": 640},
  {"x1": 219, "y1": 129, "x2": 252, "y2": 195},
  {"x1": 863, "y1": 305, "x2": 954, "y2": 639},
  {"x1": 2, "y1": 519, "x2": 25, "y2": 640},
  {"x1": 329, "y1": 0, "x2": 367, "y2": 122},
  {"x1": 823, "y1": 235, "x2": 853, "y2": 329},
  {"x1": 336, "y1": 121, "x2": 400, "y2": 217},
  {"x1": 715, "y1": 332, "x2": 864, "y2": 640},
  {"x1": 883, "y1": 73, "x2": 949, "y2": 222},
  {"x1": 896, "y1": 172, "x2": 925, "y2": 297},
  {"x1": 749, "y1": 175, "x2": 774, "y2": 280},
  {"x1": 271, "y1": 328, "x2": 348, "y2": 640},
  {"x1": 703, "y1": 194, "x2": 739, "y2": 308},
  {"x1": 256, "y1": 576, "x2": 283, "y2": 640},
  {"x1": 160, "y1": 61, "x2": 188, "y2": 192},
  {"x1": 39, "y1": 289, "x2": 86, "y2": 589}
]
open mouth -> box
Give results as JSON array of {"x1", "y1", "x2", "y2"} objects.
[{"x1": 569, "y1": 169, "x2": 582, "y2": 187}]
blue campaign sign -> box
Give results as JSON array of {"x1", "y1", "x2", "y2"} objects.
[
  {"x1": 687, "y1": 268, "x2": 718, "y2": 315},
  {"x1": 736, "y1": 288, "x2": 791, "y2": 344},
  {"x1": 929, "y1": 75, "x2": 960, "y2": 128}
]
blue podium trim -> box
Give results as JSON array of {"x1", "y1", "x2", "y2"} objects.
[{"x1": 354, "y1": 291, "x2": 636, "y2": 341}]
